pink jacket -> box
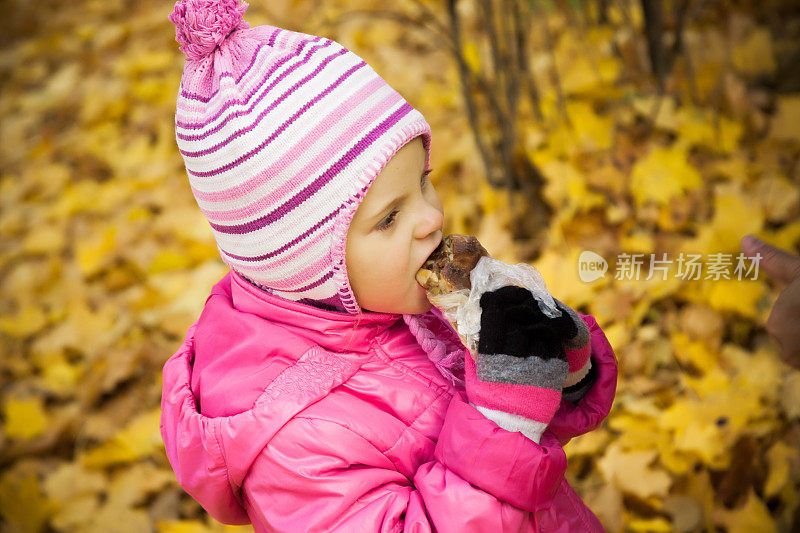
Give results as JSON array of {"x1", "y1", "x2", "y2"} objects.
[{"x1": 160, "y1": 270, "x2": 618, "y2": 532}]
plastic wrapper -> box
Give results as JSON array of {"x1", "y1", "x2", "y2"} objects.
[{"x1": 429, "y1": 256, "x2": 562, "y2": 355}]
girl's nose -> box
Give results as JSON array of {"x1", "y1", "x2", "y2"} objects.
[{"x1": 415, "y1": 203, "x2": 444, "y2": 240}]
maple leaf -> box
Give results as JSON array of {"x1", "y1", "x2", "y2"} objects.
[{"x1": 597, "y1": 442, "x2": 672, "y2": 499}]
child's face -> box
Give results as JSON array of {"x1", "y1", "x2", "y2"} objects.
[{"x1": 346, "y1": 136, "x2": 444, "y2": 314}]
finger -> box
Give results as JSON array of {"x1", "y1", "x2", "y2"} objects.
[
  {"x1": 784, "y1": 345, "x2": 800, "y2": 370},
  {"x1": 767, "y1": 316, "x2": 800, "y2": 370},
  {"x1": 765, "y1": 282, "x2": 800, "y2": 368},
  {"x1": 741, "y1": 234, "x2": 800, "y2": 285}
]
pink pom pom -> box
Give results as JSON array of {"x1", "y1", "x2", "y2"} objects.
[{"x1": 169, "y1": 0, "x2": 250, "y2": 61}]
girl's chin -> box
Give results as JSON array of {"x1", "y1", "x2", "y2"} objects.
[{"x1": 416, "y1": 294, "x2": 433, "y2": 314}]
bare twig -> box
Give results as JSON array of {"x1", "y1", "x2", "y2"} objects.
[
  {"x1": 499, "y1": 0, "x2": 516, "y2": 116},
  {"x1": 538, "y1": 5, "x2": 571, "y2": 127},
  {"x1": 672, "y1": 0, "x2": 709, "y2": 105},
  {"x1": 641, "y1": 0, "x2": 667, "y2": 92},
  {"x1": 479, "y1": 0, "x2": 504, "y2": 115},
  {"x1": 598, "y1": 0, "x2": 610, "y2": 24},
  {"x1": 408, "y1": 0, "x2": 453, "y2": 44},
  {"x1": 514, "y1": 0, "x2": 544, "y2": 121},
  {"x1": 446, "y1": 0, "x2": 497, "y2": 186},
  {"x1": 477, "y1": 0, "x2": 513, "y2": 189},
  {"x1": 670, "y1": 0, "x2": 691, "y2": 70},
  {"x1": 500, "y1": 0, "x2": 520, "y2": 189},
  {"x1": 562, "y1": 0, "x2": 605, "y2": 84}
]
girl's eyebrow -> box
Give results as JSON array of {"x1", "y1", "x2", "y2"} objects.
[
  {"x1": 367, "y1": 169, "x2": 431, "y2": 223},
  {"x1": 369, "y1": 196, "x2": 405, "y2": 223}
]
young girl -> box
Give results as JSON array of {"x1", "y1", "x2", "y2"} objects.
[{"x1": 160, "y1": 1, "x2": 618, "y2": 531}]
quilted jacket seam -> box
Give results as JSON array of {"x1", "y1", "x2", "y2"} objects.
[
  {"x1": 383, "y1": 387, "x2": 449, "y2": 458},
  {"x1": 212, "y1": 416, "x2": 244, "y2": 508},
  {"x1": 292, "y1": 415, "x2": 403, "y2": 474},
  {"x1": 562, "y1": 477, "x2": 595, "y2": 530},
  {"x1": 371, "y1": 342, "x2": 451, "y2": 395}
]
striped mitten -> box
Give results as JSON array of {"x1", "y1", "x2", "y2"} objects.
[
  {"x1": 465, "y1": 286, "x2": 576, "y2": 443},
  {"x1": 552, "y1": 298, "x2": 594, "y2": 402}
]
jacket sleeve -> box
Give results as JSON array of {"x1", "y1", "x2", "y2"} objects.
[
  {"x1": 240, "y1": 390, "x2": 567, "y2": 533},
  {"x1": 547, "y1": 313, "x2": 618, "y2": 446}
]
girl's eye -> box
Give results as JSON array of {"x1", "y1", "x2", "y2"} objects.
[
  {"x1": 376, "y1": 209, "x2": 398, "y2": 231},
  {"x1": 375, "y1": 169, "x2": 432, "y2": 232}
]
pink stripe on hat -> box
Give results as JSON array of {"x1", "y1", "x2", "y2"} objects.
[
  {"x1": 177, "y1": 45, "x2": 347, "y2": 145},
  {"x1": 199, "y1": 88, "x2": 402, "y2": 221},
  {"x1": 189, "y1": 75, "x2": 391, "y2": 203},
  {"x1": 219, "y1": 218, "x2": 333, "y2": 272},
  {"x1": 266, "y1": 253, "x2": 331, "y2": 291}
]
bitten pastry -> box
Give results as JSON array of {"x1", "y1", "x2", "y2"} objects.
[
  {"x1": 416, "y1": 234, "x2": 490, "y2": 296},
  {"x1": 416, "y1": 234, "x2": 489, "y2": 341}
]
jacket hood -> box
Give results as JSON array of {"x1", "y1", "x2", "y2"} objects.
[{"x1": 229, "y1": 269, "x2": 404, "y2": 351}]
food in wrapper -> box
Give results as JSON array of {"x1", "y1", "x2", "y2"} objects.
[
  {"x1": 416, "y1": 234, "x2": 562, "y2": 355},
  {"x1": 416, "y1": 235, "x2": 490, "y2": 295}
]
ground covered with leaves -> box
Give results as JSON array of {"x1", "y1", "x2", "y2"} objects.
[{"x1": 1, "y1": 0, "x2": 799, "y2": 531}]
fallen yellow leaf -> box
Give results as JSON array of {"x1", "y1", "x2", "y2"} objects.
[
  {"x1": 707, "y1": 279, "x2": 767, "y2": 319},
  {"x1": 0, "y1": 302, "x2": 49, "y2": 338},
  {"x1": 462, "y1": 40, "x2": 480, "y2": 74},
  {"x1": 627, "y1": 517, "x2": 672, "y2": 532},
  {"x1": 75, "y1": 225, "x2": 118, "y2": 278},
  {"x1": 3, "y1": 397, "x2": 49, "y2": 440},
  {"x1": 629, "y1": 142, "x2": 702, "y2": 207},
  {"x1": 769, "y1": 96, "x2": 800, "y2": 141},
  {"x1": 764, "y1": 440, "x2": 796, "y2": 498},
  {"x1": 80, "y1": 408, "x2": 162, "y2": 468},
  {"x1": 597, "y1": 442, "x2": 672, "y2": 498},
  {"x1": 0, "y1": 469, "x2": 54, "y2": 532},
  {"x1": 716, "y1": 489, "x2": 777, "y2": 533},
  {"x1": 671, "y1": 331, "x2": 719, "y2": 373},
  {"x1": 755, "y1": 173, "x2": 800, "y2": 223},
  {"x1": 781, "y1": 370, "x2": 800, "y2": 420}
]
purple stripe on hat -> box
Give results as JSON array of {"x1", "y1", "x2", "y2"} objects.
[
  {"x1": 178, "y1": 46, "x2": 344, "y2": 143},
  {"x1": 221, "y1": 205, "x2": 342, "y2": 261},
  {"x1": 177, "y1": 36, "x2": 331, "y2": 129},
  {"x1": 208, "y1": 102, "x2": 413, "y2": 235},
  {"x1": 189, "y1": 75, "x2": 390, "y2": 204},
  {"x1": 279, "y1": 269, "x2": 335, "y2": 294},
  {"x1": 179, "y1": 28, "x2": 304, "y2": 104},
  {"x1": 236, "y1": 29, "x2": 280, "y2": 82},
  {"x1": 180, "y1": 52, "x2": 361, "y2": 158},
  {"x1": 297, "y1": 295, "x2": 345, "y2": 311},
  {"x1": 216, "y1": 115, "x2": 423, "y2": 267}
]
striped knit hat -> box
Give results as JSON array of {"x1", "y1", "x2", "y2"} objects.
[{"x1": 169, "y1": 0, "x2": 432, "y2": 314}]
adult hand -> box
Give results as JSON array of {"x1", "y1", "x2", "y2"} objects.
[{"x1": 741, "y1": 234, "x2": 800, "y2": 369}]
